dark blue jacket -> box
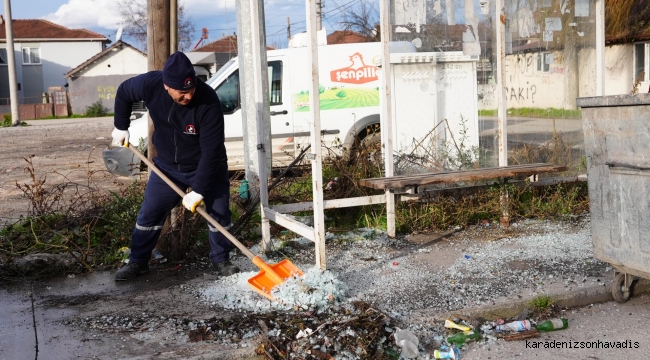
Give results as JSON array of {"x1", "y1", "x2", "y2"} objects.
[{"x1": 113, "y1": 71, "x2": 227, "y2": 196}]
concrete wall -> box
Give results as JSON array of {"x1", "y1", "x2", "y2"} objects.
[
  {"x1": 81, "y1": 47, "x2": 147, "y2": 76},
  {"x1": 68, "y1": 74, "x2": 137, "y2": 114},
  {"x1": 67, "y1": 46, "x2": 146, "y2": 114},
  {"x1": 40, "y1": 41, "x2": 104, "y2": 91},
  {"x1": 478, "y1": 50, "x2": 569, "y2": 110},
  {"x1": 478, "y1": 44, "x2": 637, "y2": 111},
  {"x1": 579, "y1": 44, "x2": 634, "y2": 97}
]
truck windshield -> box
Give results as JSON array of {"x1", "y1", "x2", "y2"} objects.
[{"x1": 206, "y1": 59, "x2": 236, "y2": 88}]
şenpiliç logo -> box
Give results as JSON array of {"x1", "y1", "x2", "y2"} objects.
[
  {"x1": 184, "y1": 124, "x2": 197, "y2": 134},
  {"x1": 330, "y1": 52, "x2": 379, "y2": 84},
  {"x1": 184, "y1": 77, "x2": 194, "y2": 88}
]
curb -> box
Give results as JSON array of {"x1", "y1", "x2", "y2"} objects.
[{"x1": 411, "y1": 278, "x2": 650, "y2": 322}]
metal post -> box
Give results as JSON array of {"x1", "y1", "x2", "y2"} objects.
[
  {"x1": 495, "y1": 0, "x2": 507, "y2": 167},
  {"x1": 170, "y1": 0, "x2": 178, "y2": 53},
  {"x1": 3, "y1": 0, "x2": 20, "y2": 126},
  {"x1": 306, "y1": 0, "x2": 327, "y2": 270},
  {"x1": 495, "y1": 0, "x2": 509, "y2": 227},
  {"x1": 595, "y1": 0, "x2": 605, "y2": 96},
  {"x1": 236, "y1": 0, "x2": 272, "y2": 249},
  {"x1": 380, "y1": 0, "x2": 395, "y2": 237}
]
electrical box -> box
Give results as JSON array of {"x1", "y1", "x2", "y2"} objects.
[{"x1": 390, "y1": 51, "x2": 479, "y2": 174}]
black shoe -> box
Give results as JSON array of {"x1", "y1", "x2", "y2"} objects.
[
  {"x1": 213, "y1": 260, "x2": 240, "y2": 276},
  {"x1": 115, "y1": 262, "x2": 149, "y2": 281}
]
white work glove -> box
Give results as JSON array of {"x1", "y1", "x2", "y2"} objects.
[
  {"x1": 111, "y1": 128, "x2": 130, "y2": 147},
  {"x1": 182, "y1": 191, "x2": 204, "y2": 213}
]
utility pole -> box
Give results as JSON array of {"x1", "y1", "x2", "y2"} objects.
[
  {"x1": 2, "y1": 0, "x2": 20, "y2": 126},
  {"x1": 316, "y1": 0, "x2": 323, "y2": 30},
  {"x1": 287, "y1": 17, "x2": 291, "y2": 44},
  {"x1": 146, "y1": 0, "x2": 171, "y2": 161},
  {"x1": 236, "y1": 0, "x2": 272, "y2": 249},
  {"x1": 170, "y1": 0, "x2": 178, "y2": 53},
  {"x1": 147, "y1": 0, "x2": 171, "y2": 71}
]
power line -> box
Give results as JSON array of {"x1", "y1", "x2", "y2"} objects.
[{"x1": 265, "y1": 0, "x2": 360, "y2": 39}]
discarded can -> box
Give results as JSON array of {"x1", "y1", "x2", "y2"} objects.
[{"x1": 434, "y1": 346, "x2": 461, "y2": 359}]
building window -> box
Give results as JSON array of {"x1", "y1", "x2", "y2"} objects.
[
  {"x1": 0, "y1": 48, "x2": 7, "y2": 65},
  {"x1": 22, "y1": 47, "x2": 41, "y2": 65},
  {"x1": 634, "y1": 43, "x2": 647, "y2": 82},
  {"x1": 537, "y1": 52, "x2": 550, "y2": 72},
  {"x1": 268, "y1": 61, "x2": 283, "y2": 105}
]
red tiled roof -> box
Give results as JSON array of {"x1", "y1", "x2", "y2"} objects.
[
  {"x1": 192, "y1": 35, "x2": 274, "y2": 53},
  {"x1": 327, "y1": 30, "x2": 369, "y2": 44},
  {"x1": 193, "y1": 36, "x2": 239, "y2": 53},
  {"x1": 0, "y1": 19, "x2": 107, "y2": 40}
]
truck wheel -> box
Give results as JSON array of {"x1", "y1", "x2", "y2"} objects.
[
  {"x1": 350, "y1": 124, "x2": 381, "y2": 166},
  {"x1": 612, "y1": 272, "x2": 634, "y2": 303}
]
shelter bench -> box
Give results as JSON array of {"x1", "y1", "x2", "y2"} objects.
[{"x1": 360, "y1": 163, "x2": 568, "y2": 227}]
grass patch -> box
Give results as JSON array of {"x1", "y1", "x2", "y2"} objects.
[
  {"x1": 529, "y1": 294, "x2": 554, "y2": 311},
  {"x1": 1, "y1": 114, "x2": 29, "y2": 127},
  {"x1": 478, "y1": 107, "x2": 582, "y2": 119}
]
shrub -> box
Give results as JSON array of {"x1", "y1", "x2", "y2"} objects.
[{"x1": 85, "y1": 100, "x2": 109, "y2": 117}]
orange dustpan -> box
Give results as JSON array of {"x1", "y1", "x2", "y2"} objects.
[{"x1": 128, "y1": 145, "x2": 303, "y2": 300}]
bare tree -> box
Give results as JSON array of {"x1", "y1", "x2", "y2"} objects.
[
  {"x1": 118, "y1": 0, "x2": 196, "y2": 52},
  {"x1": 337, "y1": 0, "x2": 380, "y2": 42}
]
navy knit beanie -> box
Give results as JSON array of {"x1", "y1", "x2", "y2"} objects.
[{"x1": 162, "y1": 52, "x2": 196, "y2": 90}]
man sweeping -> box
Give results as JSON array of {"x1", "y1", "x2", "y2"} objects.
[{"x1": 111, "y1": 52, "x2": 239, "y2": 280}]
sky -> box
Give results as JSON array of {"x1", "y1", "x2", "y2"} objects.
[{"x1": 6, "y1": 0, "x2": 365, "y2": 50}]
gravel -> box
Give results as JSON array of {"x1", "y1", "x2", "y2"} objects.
[{"x1": 198, "y1": 216, "x2": 606, "y2": 317}]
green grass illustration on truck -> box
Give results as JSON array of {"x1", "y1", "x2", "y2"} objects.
[{"x1": 293, "y1": 87, "x2": 380, "y2": 111}]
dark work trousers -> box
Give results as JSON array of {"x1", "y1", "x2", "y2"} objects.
[{"x1": 129, "y1": 159, "x2": 233, "y2": 265}]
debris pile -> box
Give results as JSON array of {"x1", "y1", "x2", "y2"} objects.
[{"x1": 199, "y1": 267, "x2": 348, "y2": 311}]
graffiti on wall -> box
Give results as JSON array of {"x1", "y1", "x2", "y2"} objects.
[
  {"x1": 513, "y1": 54, "x2": 536, "y2": 74},
  {"x1": 97, "y1": 86, "x2": 117, "y2": 100},
  {"x1": 506, "y1": 85, "x2": 537, "y2": 103}
]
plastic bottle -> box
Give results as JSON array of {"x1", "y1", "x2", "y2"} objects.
[
  {"x1": 535, "y1": 318, "x2": 568, "y2": 332},
  {"x1": 446, "y1": 331, "x2": 481, "y2": 348},
  {"x1": 394, "y1": 329, "x2": 419, "y2": 358},
  {"x1": 495, "y1": 320, "x2": 531, "y2": 332},
  {"x1": 434, "y1": 346, "x2": 461, "y2": 359}
]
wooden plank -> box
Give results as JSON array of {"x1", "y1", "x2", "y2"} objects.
[
  {"x1": 270, "y1": 195, "x2": 387, "y2": 214},
  {"x1": 360, "y1": 164, "x2": 567, "y2": 189},
  {"x1": 361, "y1": 163, "x2": 549, "y2": 185},
  {"x1": 263, "y1": 208, "x2": 315, "y2": 241}
]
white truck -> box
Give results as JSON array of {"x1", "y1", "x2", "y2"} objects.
[{"x1": 103, "y1": 40, "x2": 412, "y2": 176}]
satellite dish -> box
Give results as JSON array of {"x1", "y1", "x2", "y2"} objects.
[{"x1": 115, "y1": 26, "x2": 123, "y2": 42}]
